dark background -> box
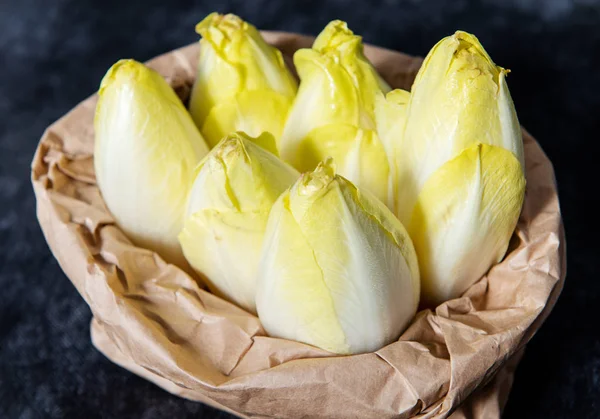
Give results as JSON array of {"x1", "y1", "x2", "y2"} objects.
[{"x1": 0, "y1": 0, "x2": 598, "y2": 417}]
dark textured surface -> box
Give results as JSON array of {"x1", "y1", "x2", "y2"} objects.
[{"x1": 0, "y1": 0, "x2": 597, "y2": 417}]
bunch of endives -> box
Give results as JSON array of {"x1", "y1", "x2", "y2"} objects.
[
  {"x1": 279, "y1": 21, "x2": 393, "y2": 206},
  {"x1": 94, "y1": 16, "x2": 527, "y2": 355},
  {"x1": 189, "y1": 13, "x2": 298, "y2": 148},
  {"x1": 256, "y1": 159, "x2": 420, "y2": 355},
  {"x1": 94, "y1": 59, "x2": 209, "y2": 267},
  {"x1": 379, "y1": 31, "x2": 526, "y2": 305},
  {"x1": 179, "y1": 132, "x2": 299, "y2": 314}
]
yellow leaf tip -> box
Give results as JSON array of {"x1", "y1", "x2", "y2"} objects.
[
  {"x1": 452, "y1": 30, "x2": 479, "y2": 42},
  {"x1": 314, "y1": 20, "x2": 362, "y2": 54},
  {"x1": 298, "y1": 158, "x2": 337, "y2": 195},
  {"x1": 213, "y1": 132, "x2": 251, "y2": 160},
  {"x1": 195, "y1": 12, "x2": 250, "y2": 38},
  {"x1": 448, "y1": 30, "x2": 498, "y2": 67},
  {"x1": 99, "y1": 59, "x2": 149, "y2": 95}
]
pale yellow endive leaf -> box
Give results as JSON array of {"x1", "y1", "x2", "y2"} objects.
[
  {"x1": 256, "y1": 159, "x2": 419, "y2": 354},
  {"x1": 409, "y1": 143, "x2": 526, "y2": 306},
  {"x1": 374, "y1": 88, "x2": 411, "y2": 210},
  {"x1": 375, "y1": 89, "x2": 411, "y2": 153},
  {"x1": 200, "y1": 89, "x2": 292, "y2": 148},
  {"x1": 94, "y1": 59, "x2": 209, "y2": 267},
  {"x1": 179, "y1": 210, "x2": 269, "y2": 313},
  {"x1": 290, "y1": 124, "x2": 390, "y2": 204}
]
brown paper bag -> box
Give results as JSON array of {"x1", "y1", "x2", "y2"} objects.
[{"x1": 31, "y1": 32, "x2": 566, "y2": 418}]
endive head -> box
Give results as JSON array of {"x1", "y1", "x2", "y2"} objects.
[
  {"x1": 256, "y1": 159, "x2": 419, "y2": 354},
  {"x1": 281, "y1": 20, "x2": 389, "y2": 148},
  {"x1": 189, "y1": 12, "x2": 298, "y2": 138},
  {"x1": 395, "y1": 31, "x2": 524, "y2": 225},
  {"x1": 94, "y1": 59, "x2": 209, "y2": 267},
  {"x1": 279, "y1": 21, "x2": 391, "y2": 204},
  {"x1": 179, "y1": 132, "x2": 299, "y2": 313}
]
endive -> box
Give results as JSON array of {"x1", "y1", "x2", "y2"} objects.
[
  {"x1": 396, "y1": 31, "x2": 526, "y2": 305},
  {"x1": 256, "y1": 159, "x2": 419, "y2": 354},
  {"x1": 279, "y1": 20, "x2": 392, "y2": 205},
  {"x1": 189, "y1": 13, "x2": 298, "y2": 148},
  {"x1": 94, "y1": 59, "x2": 209, "y2": 267},
  {"x1": 396, "y1": 31, "x2": 524, "y2": 225},
  {"x1": 179, "y1": 132, "x2": 299, "y2": 313}
]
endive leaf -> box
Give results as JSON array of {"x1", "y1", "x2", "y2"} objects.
[
  {"x1": 200, "y1": 89, "x2": 292, "y2": 148},
  {"x1": 292, "y1": 124, "x2": 390, "y2": 204},
  {"x1": 375, "y1": 89, "x2": 411, "y2": 154},
  {"x1": 94, "y1": 59, "x2": 209, "y2": 267},
  {"x1": 374, "y1": 89, "x2": 411, "y2": 210},
  {"x1": 280, "y1": 48, "x2": 360, "y2": 153},
  {"x1": 409, "y1": 143, "x2": 526, "y2": 306},
  {"x1": 179, "y1": 210, "x2": 270, "y2": 312}
]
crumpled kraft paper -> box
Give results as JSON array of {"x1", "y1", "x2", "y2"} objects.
[{"x1": 31, "y1": 31, "x2": 566, "y2": 418}]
